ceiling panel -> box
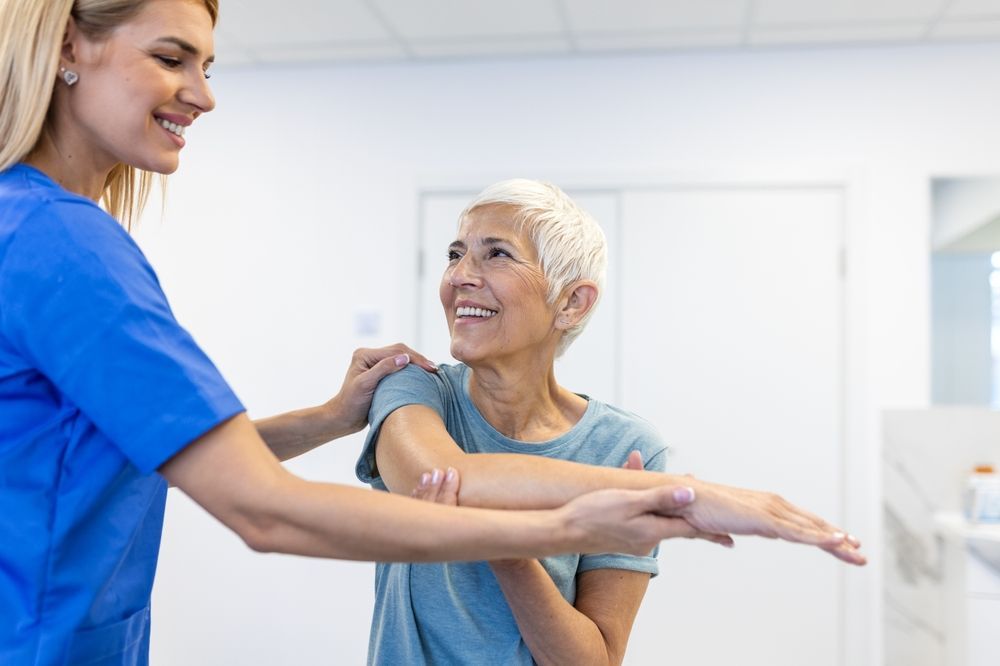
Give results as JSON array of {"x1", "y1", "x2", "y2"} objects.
[
  {"x1": 254, "y1": 41, "x2": 407, "y2": 64},
  {"x1": 576, "y1": 29, "x2": 742, "y2": 52},
  {"x1": 211, "y1": 0, "x2": 1000, "y2": 66},
  {"x1": 945, "y1": 0, "x2": 1000, "y2": 18},
  {"x1": 217, "y1": 0, "x2": 389, "y2": 47},
  {"x1": 408, "y1": 35, "x2": 571, "y2": 58},
  {"x1": 370, "y1": 0, "x2": 564, "y2": 40},
  {"x1": 563, "y1": 0, "x2": 748, "y2": 33},
  {"x1": 753, "y1": 0, "x2": 945, "y2": 26},
  {"x1": 931, "y1": 18, "x2": 1000, "y2": 39},
  {"x1": 750, "y1": 22, "x2": 926, "y2": 46}
]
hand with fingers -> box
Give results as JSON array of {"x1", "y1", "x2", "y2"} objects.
[
  {"x1": 676, "y1": 479, "x2": 866, "y2": 565},
  {"x1": 325, "y1": 343, "x2": 437, "y2": 436}
]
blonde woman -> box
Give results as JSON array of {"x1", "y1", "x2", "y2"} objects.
[{"x1": 0, "y1": 2, "x2": 728, "y2": 664}]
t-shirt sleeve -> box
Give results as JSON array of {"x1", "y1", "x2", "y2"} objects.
[
  {"x1": 355, "y1": 364, "x2": 447, "y2": 487},
  {"x1": 0, "y1": 201, "x2": 244, "y2": 474},
  {"x1": 577, "y1": 430, "x2": 668, "y2": 578}
]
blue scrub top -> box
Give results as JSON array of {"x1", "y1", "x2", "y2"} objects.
[{"x1": 0, "y1": 164, "x2": 245, "y2": 665}]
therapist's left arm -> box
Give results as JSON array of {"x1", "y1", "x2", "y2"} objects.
[{"x1": 255, "y1": 343, "x2": 437, "y2": 461}]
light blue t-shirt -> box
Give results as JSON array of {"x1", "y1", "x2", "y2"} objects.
[
  {"x1": 0, "y1": 164, "x2": 244, "y2": 666},
  {"x1": 356, "y1": 363, "x2": 667, "y2": 666}
]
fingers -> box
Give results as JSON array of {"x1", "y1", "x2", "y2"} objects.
[
  {"x1": 622, "y1": 450, "x2": 644, "y2": 470},
  {"x1": 354, "y1": 343, "x2": 437, "y2": 373},
  {"x1": 410, "y1": 467, "x2": 460, "y2": 506}
]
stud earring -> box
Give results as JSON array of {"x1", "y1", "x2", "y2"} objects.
[{"x1": 60, "y1": 67, "x2": 79, "y2": 86}]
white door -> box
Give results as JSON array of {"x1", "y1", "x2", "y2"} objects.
[
  {"x1": 418, "y1": 190, "x2": 620, "y2": 403},
  {"x1": 622, "y1": 187, "x2": 845, "y2": 666}
]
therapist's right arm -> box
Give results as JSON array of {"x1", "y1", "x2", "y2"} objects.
[{"x1": 158, "y1": 413, "x2": 698, "y2": 562}]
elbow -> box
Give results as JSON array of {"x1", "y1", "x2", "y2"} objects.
[{"x1": 229, "y1": 508, "x2": 283, "y2": 554}]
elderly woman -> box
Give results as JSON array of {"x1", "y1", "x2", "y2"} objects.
[{"x1": 357, "y1": 179, "x2": 864, "y2": 665}]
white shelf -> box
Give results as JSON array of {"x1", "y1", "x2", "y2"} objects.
[{"x1": 935, "y1": 511, "x2": 1000, "y2": 543}]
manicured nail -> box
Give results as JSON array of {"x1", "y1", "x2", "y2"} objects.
[
  {"x1": 445, "y1": 467, "x2": 456, "y2": 482},
  {"x1": 394, "y1": 354, "x2": 410, "y2": 367},
  {"x1": 847, "y1": 533, "x2": 860, "y2": 547},
  {"x1": 832, "y1": 531, "x2": 845, "y2": 542},
  {"x1": 431, "y1": 468, "x2": 441, "y2": 484},
  {"x1": 673, "y1": 487, "x2": 695, "y2": 504},
  {"x1": 419, "y1": 472, "x2": 430, "y2": 487}
]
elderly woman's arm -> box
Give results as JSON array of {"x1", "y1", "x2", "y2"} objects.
[{"x1": 376, "y1": 404, "x2": 865, "y2": 564}]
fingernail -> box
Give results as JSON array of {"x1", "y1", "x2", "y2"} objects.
[
  {"x1": 428, "y1": 361, "x2": 439, "y2": 370},
  {"x1": 445, "y1": 467, "x2": 456, "y2": 482},
  {"x1": 431, "y1": 468, "x2": 441, "y2": 484},
  {"x1": 832, "y1": 531, "x2": 845, "y2": 542},
  {"x1": 394, "y1": 354, "x2": 410, "y2": 367},
  {"x1": 419, "y1": 472, "x2": 430, "y2": 487},
  {"x1": 847, "y1": 533, "x2": 860, "y2": 546},
  {"x1": 673, "y1": 487, "x2": 695, "y2": 504}
]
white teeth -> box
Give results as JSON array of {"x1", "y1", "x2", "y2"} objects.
[
  {"x1": 456, "y1": 306, "x2": 497, "y2": 318},
  {"x1": 157, "y1": 118, "x2": 185, "y2": 137}
]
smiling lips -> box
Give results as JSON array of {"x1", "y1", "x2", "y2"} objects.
[{"x1": 456, "y1": 306, "x2": 497, "y2": 319}]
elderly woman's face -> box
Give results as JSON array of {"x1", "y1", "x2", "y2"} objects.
[{"x1": 440, "y1": 205, "x2": 560, "y2": 365}]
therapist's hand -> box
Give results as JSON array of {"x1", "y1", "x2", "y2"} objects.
[{"x1": 326, "y1": 343, "x2": 437, "y2": 436}]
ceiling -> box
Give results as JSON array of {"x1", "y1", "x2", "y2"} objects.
[{"x1": 212, "y1": 0, "x2": 1000, "y2": 66}]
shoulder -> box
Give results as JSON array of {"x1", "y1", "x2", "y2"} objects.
[
  {"x1": 376, "y1": 362, "x2": 463, "y2": 396},
  {"x1": 0, "y1": 167, "x2": 141, "y2": 271}
]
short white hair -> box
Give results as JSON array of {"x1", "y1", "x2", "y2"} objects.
[{"x1": 459, "y1": 179, "x2": 607, "y2": 356}]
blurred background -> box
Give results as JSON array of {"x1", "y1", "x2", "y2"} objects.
[{"x1": 133, "y1": 1, "x2": 1000, "y2": 664}]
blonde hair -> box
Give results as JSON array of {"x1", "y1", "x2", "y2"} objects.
[
  {"x1": 460, "y1": 179, "x2": 608, "y2": 357},
  {"x1": 0, "y1": 0, "x2": 218, "y2": 228}
]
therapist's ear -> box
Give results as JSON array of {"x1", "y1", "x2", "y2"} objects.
[{"x1": 555, "y1": 281, "x2": 599, "y2": 330}]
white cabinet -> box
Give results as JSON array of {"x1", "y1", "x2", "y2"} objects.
[{"x1": 936, "y1": 513, "x2": 1000, "y2": 666}]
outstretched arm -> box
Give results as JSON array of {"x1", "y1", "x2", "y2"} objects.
[
  {"x1": 377, "y1": 405, "x2": 865, "y2": 564},
  {"x1": 255, "y1": 344, "x2": 437, "y2": 461},
  {"x1": 159, "y1": 413, "x2": 699, "y2": 562}
]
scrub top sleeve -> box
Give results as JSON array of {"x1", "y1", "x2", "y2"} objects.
[
  {"x1": 355, "y1": 364, "x2": 447, "y2": 486},
  {"x1": 0, "y1": 201, "x2": 244, "y2": 474}
]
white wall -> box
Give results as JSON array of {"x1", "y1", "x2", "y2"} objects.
[{"x1": 136, "y1": 42, "x2": 1000, "y2": 665}]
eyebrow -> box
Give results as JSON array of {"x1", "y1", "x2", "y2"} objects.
[
  {"x1": 448, "y1": 237, "x2": 515, "y2": 251},
  {"x1": 154, "y1": 36, "x2": 215, "y2": 64}
]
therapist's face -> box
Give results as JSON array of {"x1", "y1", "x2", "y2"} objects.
[
  {"x1": 440, "y1": 205, "x2": 561, "y2": 367},
  {"x1": 54, "y1": 0, "x2": 216, "y2": 175}
]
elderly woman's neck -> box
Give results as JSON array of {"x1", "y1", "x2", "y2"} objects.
[{"x1": 467, "y1": 363, "x2": 587, "y2": 442}]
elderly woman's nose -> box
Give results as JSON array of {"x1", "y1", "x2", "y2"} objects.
[{"x1": 449, "y1": 255, "x2": 482, "y2": 286}]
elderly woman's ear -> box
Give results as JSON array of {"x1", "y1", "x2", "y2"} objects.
[{"x1": 555, "y1": 281, "x2": 599, "y2": 330}]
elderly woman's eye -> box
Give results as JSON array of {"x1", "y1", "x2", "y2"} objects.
[{"x1": 488, "y1": 247, "x2": 511, "y2": 259}]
